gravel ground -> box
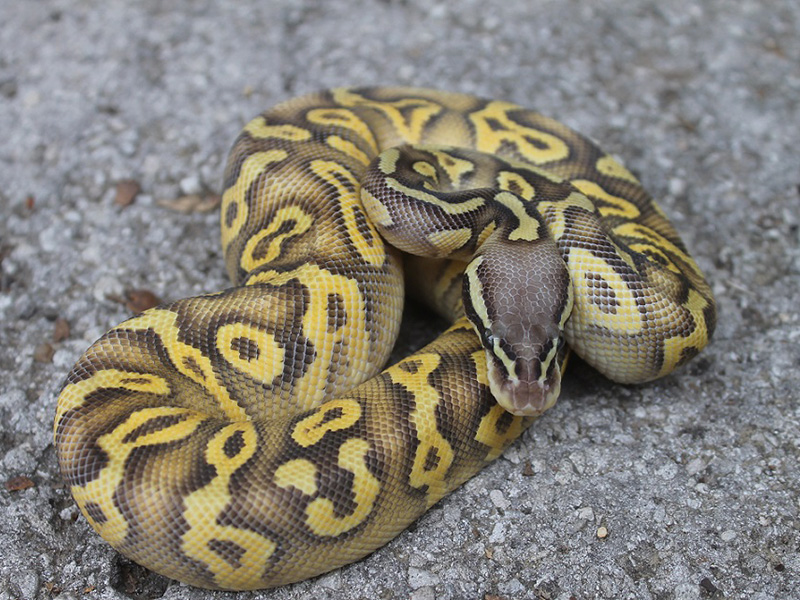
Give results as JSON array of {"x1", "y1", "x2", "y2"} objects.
[{"x1": 1, "y1": 1, "x2": 799, "y2": 599}]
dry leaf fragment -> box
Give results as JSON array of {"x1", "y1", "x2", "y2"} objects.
[
  {"x1": 34, "y1": 342, "x2": 55, "y2": 363},
  {"x1": 115, "y1": 179, "x2": 141, "y2": 207},
  {"x1": 52, "y1": 317, "x2": 70, "y2": 342},
  {"x1": 522, "y1": 460, "x2": 535, "y2": 476},
  {"x1": 6, "y1": 475, "x2": 35, "y2": 491},
  {"x1": 125, "y1": 289, "x2": 161, "y2": 313}
]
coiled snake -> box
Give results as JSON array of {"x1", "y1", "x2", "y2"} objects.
[{"x1": 54, "y1": 87, "x2": 716, "y2": 590}]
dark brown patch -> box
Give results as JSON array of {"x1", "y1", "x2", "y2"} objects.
[
  {"x1": 83, "y1": 501, "x2": 108, "y2": 525},
  {"x1": 585, "y1": 273, "x2": 620, "y2": 314},
  {"x1": 502, "y1": 176, "x2": 524, "y2": 197},
  {"x1": 122, "y1": 413, "x2": 189, "y2": 444},
  {"x1": 182, "y1": 355, "x2": 206, "y2": 380},
  {"x1": 494, "y1": 410, "x2": 515, "y2": 436},
  {"x1": 677, "y1": 345, "x2": 700, "y2": 367},
  {"x1": 118, "y1": 377, "x2": 151, "y2": 386},
  {"x1": 223, "y1": 430, "x2": 246, "y2": 458},
  {"x1": 326, "y1": 293, "x2": 347, "y2": 332},
  {"x1": 251, "y1": 219, "x2": 296, "y2": 262},
  {"x1": 319, "y1": 406, "x2": 344, "y2": 426},
  {"x1": 231, "y1": 336, "x2": 260, "y2": 362},
  {"x1": 350, "y1": 205, "x2": 374, "y2": 246},
  {"x1": 398, "y1": 359, "x2": 420, "y2": 374},
  {"x1": 484, "y1": 117, "x2": 506, "y2": 132},
  {"x1": 208, "y1": 539, "x2": 247, "y2": 569},
  {"x1": 224, "y1": 201, "x2": 238, "y2": 228},
  {"x1": 523, "y1": 134, "x2": 550, "y2": 151},
  {"x1": 422, "y1": 446, "x2": 440, "y2": 471}
]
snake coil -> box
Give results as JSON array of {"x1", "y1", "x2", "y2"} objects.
[{"x1": 55, "y1": 87, "x2": 715, "y2": 590}]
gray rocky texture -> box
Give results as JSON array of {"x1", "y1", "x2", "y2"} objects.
[{"x1": 1, "y1": 1, "x2": 798, "y2": 599}]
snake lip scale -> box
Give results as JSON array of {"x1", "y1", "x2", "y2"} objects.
[{"x1": 54, "y1": 87, "x2": 716, "y2": 590}]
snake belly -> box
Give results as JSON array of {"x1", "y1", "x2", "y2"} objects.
[{"x1": 54, "y1": 87, "x2": 716, "y2": 590}]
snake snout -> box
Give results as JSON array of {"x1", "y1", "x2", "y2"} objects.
[{"x1": 486, "y1": 348, "x2": 562, "y2": 417}]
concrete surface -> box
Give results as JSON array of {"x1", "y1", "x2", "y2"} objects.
[{"x1": 1, "y1": 1, "x2": 798, "y2": 599}]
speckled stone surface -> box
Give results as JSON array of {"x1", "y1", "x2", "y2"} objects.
[{"x1": 1, "y1": 1, "x2": 798, "y2": 599}]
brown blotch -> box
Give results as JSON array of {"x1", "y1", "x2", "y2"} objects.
[
  {"x1": 677, "y1": 345, "x2": 701, "y2": 367},
  {"x1": 182, "y1": 355, "x2": 206, "y2": 380},
  {"x1": 326, "y1": 293, "x2": 347, "y2": 332},
  {"x1": 83, "y1": 501, "x2": 108, "y2": 525},
  {"x1": 208, "y1": 539, "x2": 247, "y2": 570},
  {"x1": 585, "y1": 273, "x2": 620, "y2": 314},
  {"x1": 118, "y1": 377, "x2": 151, "y2": 386},
  {"x1": 523, "y1": 134, "x2": 549, "y2": 150},
  {"x1": 319, "y1": 406, "x2": 344, "y2": 426},
  {"x1": 231, "y1": 336, "x2": 260, "y2": 362},
  {"x1": 494, "y1": 410, "x2": 515, "y2": 435},
  {"x1": 223, "y1": 430, "x2": 246, "y2": 458},
  {"x1": 251, "y1": 219, "x2": 296, "y2": 262},
  {"x1": 423, "y1": 446, "x2": 440, "y2": 472},
  {"x1": 398, "y1": 360, "x2": 420, "y2": 374},
  {"x1": 121, "y1": 413, "x2": 189, "y2": 444},
  {"x1": 224, "y1": 201, "x2": 238, "y2": 228}
]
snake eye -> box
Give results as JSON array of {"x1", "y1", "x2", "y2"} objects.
[{"x1": 483, "y1": 327, "x2": 494, "y2": 345}]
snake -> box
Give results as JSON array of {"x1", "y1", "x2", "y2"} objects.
[{"x1": 54, "y1": 87, "x2": 716, "y2": 590}]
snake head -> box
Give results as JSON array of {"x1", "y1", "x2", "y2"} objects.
[
  {"x1": 464, "y1": 238, "x2": 573, "y2": 417},
  {"x1": 480, "y1": 322, "x2": 565, "y2": 416}
]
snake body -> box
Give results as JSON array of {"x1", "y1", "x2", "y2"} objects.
[{"x1": 54, "y1": 87, "x2": 715, "y2": 590}]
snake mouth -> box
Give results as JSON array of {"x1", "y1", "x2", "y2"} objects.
[{"x1": 486, "y1": 351, "x2": 562, "y2": 417}]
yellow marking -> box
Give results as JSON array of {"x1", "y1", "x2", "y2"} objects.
[
  {"x1": 274, "y1": 458, "x2": 318, "y2": 496},
  {"x1": 181, "y1": 422, "x2": 278, "y2": 590},
  {"x1": 291, "y1": 398, "x2": 362, "y2": 447},
  {"x1": 326, "y1": 135, "x2": 371, "y2": 165},
  {"x1": 493, "y1": 191, "x2": 540, "y2": 242},
  {"x1": 333, "y1": 88, "x2": 445, "y2": 143},
  {"x1": 123, "y1": 309, "x2": 250, "y2": 421},
  {"x1": 361, "y1": 188, "x2": 395, "y2": 228},
  {"x1": 412, "y1": 160, "x2": 438, "y2": 181},
  {"x1": 425, "y1": 148, "x2": 475, "y2": 187},
  {"x1": 243, "y1": 118, "x2": 312, "y2": 141},
  {"x1": 596, "y1": 155, "x2": 639, "y2": 183},
  {"x1": 310, "y1": 159, "x2": 386, "y2": 268},
  {"x1": 55, "y1": 370, "x2": 170, "y2": 425},
  {"x1": 535, "y1": 191, "x2": 596, "y2": 241},
  {"x1": 387, "y1": 352, "x2": 454, "y2": 506},
  {"x1": 464, "y1": 255, "x2": 490, "y2": 331},
  {"x1": 473, "y1": 402, "x2": 525, "y2": 462},
  {"x1": 70, "y1": 407, "x2": 205, "y2": 545},
  {"x1": 612, "y1": 222, "x2": 702, "y2": 277},
  {"x1": 221, "y1": 149, "x2": 289, "y2": 253},
  {"x1": 216, "y1": 321, "x2": 285, "y2": 385},
  {"x1": 427, "y1": 227, "x2": 473, "y2": 253},
  {"x1": 245, "y1": 264, "x2": 371, "y2": 410},
  {"x1": 497, "y1": 171, "x2": 536, "y2": 201},
  {"x1": 568, "y1": 248, "x2": 644, "y2": 335},
  {"x1": 476, "y1": 221, "x2": 497, "y2": 248},
  {"x1": 305, "y1": 438, "x2": 379, "y2": 536},
  {"x1": 571, "y1": 179, "x2": 641, "y2": 220},
  {"x1": 238, "y1": 205, "x2": 314, "y2": 273},
  {"x1": 378, "y1": 147, "x2": 400, "y2": 174},
  {"x1": 386, "y1": 176, "x2": 485, "y2": 215},
  {"x1": 627, "y1": 243, "x2": 678, "y2": 274},
  {"x1": 306, "y1": 107, "x2": 378, "y2": 153},
  {"x1": 470, "y1": 101, "x2": 570, "y2": 163}
]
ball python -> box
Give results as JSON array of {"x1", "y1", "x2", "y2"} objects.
[{"x1": 54, "y1": 87, "x2": 716, "y2": 590}]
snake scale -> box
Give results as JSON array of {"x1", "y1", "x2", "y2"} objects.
[{"x1": 54, "y1": 87, "x2": 715, "y2": 590}]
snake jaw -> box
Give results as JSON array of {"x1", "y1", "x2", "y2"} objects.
[{"x1": 485, "y1": 347, "x2": 562, "y2": 416}]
